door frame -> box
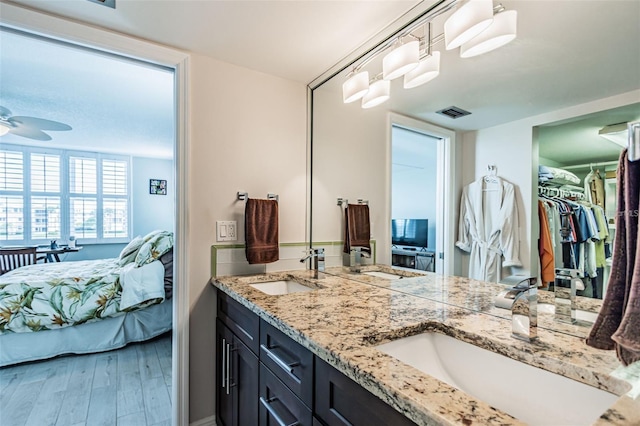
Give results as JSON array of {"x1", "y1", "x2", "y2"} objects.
[
  {"x1": 387, "y1": 113, "x2": 456, "y2": 275},
  {"x1": 0, "y1": 4, "x2": 191, "y2": 425}
]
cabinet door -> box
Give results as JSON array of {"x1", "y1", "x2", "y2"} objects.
[
  {"x1": 232, "y1": 329, "x2": 260, "y2": 426},
  {"x1": 216, "y1": 320, "x2": 234, "y2": 426},
  {"x1": 217, "y1": 319, "x2": 259, "y2": 426},
  {"x1": 314, "y1": 358, "x2": 416, "y2": 426}
]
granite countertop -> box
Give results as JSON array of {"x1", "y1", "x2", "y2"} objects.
[{"x1": 212, "y1": 268, "x2": 640, "y2": 426}]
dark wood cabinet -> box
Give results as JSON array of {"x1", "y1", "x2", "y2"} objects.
[
  {"x1": 216, "y1": 319, "x2": 259, "y2": 426},
  {"x1": 216, "y1": 288, "x2": 417, "y2": 426},
  {"x1": 216, "y1": 291, "x2": 260, "y2": 426},
  {"x1": 314, "y1": 357, "x2": 417, "y2": 426},
  {"x1": 260, "y1": 320, "x2": 314, "y2": 407},
  {"x1": 259, "y1": 363, "x2": 312, "y2": 425}
]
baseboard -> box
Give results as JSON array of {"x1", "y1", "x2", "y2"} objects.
[{"x1": 189, "y1": 414, "x2": 216, "y2": 426}]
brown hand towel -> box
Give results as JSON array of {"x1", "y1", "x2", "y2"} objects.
[
  {"x1": 343, "y1": 204, "x2": 371, "y2": 255},
  {"x1": 245, "y1": 198, "x2": 279, "y2": 264},
  {"x1": 586, "y1": 149, "x2": 640, "y2": 366}
]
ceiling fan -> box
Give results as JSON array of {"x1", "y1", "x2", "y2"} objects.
[{"x1": 0, "y1": 106, "x2": 72, "y2": 141}]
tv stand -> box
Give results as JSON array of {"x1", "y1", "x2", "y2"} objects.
[{"x1": 392, "y1": 247, "x2": 435, "y2": 272}]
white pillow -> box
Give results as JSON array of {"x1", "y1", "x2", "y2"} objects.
[{"x1": 118, "y1": 235, "x2": 144, "y2": 266}]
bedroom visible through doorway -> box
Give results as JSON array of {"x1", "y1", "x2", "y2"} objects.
[{"x1": 0, "y1": 28, "x2": 176, "y2": 425}]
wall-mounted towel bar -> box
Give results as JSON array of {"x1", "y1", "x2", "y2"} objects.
[
  {"x1": 237, "y1": 192, "x2": 279, "y2": 201},
  {"x1": 337, "y1": 198, "x2": 368, "y2": 207}
]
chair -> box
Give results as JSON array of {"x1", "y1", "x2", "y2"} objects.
[{"x1": 0, "y1": 247, "x2": 38, "y2": 275}]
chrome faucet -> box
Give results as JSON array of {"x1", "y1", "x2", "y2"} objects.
[
  {"x1": 349, "y1": 246, "x2": 370, "y2": 273},
  {"x1": 300, "y1": 248, "x2": 325, "y2": 277},
  {"x1": 554, "y1": 268, "x2": 579, "y2": 324},
  {"x1": 510, "y1": 277, "x2": 538, "y2": 342}
]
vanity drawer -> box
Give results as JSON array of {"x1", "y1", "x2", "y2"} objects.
[
  {"x1": 217, "y1": 289, "x2": 260, "y2": 354},
  {"x1": 260, "y1": 363, "x2": 312, "y2": 426},
  {"x1": 315, "y1": 357, "x2": 417, "y2": 426},
  {"x1": 260, "y1": 320, "x2": 313, "y2": 407}
]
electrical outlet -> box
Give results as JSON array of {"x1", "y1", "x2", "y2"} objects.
[{"x1": 216, "y1": 220, "x2": 237, "y2": 242}]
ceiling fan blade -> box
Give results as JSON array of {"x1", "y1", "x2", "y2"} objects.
[
  {"x1": 0, "y1": 106, "x2": 12, "y2": 118},
  {"x1": 12, "y1": 116, "x2": 72, "y2": 131},
  {"x1": 9, "y1": 126, "x2": 52, "y2": 141}
]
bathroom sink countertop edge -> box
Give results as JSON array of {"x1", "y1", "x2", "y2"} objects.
[{"x1": 212, "y1": 270, "x2": 640, "y2": 426}]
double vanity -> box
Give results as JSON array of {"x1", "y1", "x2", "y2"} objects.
[{"x1": 212, "y1": 267, "x2": 640, "y2": 425}]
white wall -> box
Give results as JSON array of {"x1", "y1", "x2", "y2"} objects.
[
  {"x1": 312, "y1": 82, "x2": 390, "y2": 263},
  {"x1": 132, "y1": 156, "x2": 174, "y2": 236},
  {"x1": 188, "y1": 54, "x2": 307, "y2": 422},
  {"x1": 458, "y1": 90, "x2": 640, "y2": 279}
]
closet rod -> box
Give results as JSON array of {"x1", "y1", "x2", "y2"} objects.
[{"x1": 561, "y1": 160, "x2": 618, "y2": 171}]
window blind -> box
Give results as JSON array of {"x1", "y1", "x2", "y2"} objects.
[
  {"x1": 0, "y1": 150, "x2": 23, "y2": 191},
  {"x1": 0, "y1": 146, "x2": 129, "y2": 243},
  {"x1": 31, "y1": 153, "x2": 60, "y2": 193},
  {"x1": 69, "y1": 157, "x2": 97, "y2": 194},
  {"x1": 103, "y1": 160, "x2": 127, "y2": 195}
]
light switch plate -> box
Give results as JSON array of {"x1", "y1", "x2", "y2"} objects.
[{"x1": 216, "y1": 220, "x2": 237, "y2": 242}]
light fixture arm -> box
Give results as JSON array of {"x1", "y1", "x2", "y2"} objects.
[{"x1": 345, "y1": 0, "x2": 459, "y2": 77}]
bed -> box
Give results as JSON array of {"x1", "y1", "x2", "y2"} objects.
[{"x1": 0, "y1": 230, "x2": 174, "y2": 367}]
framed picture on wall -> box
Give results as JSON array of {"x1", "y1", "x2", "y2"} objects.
[{"x1": 150, "y1": 179, "x2": 167, "y2": 195}]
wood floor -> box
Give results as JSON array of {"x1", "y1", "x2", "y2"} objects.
[{"x1": 0, "y1": 332, "x2": 172, "y2": 426}]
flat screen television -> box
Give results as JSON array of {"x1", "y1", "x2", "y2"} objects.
[{"x1": 391, "y1": 219, "x2": 428, "y2": 249}]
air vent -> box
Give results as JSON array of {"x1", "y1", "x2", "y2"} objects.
[
  {"x1": 436, "y1": 106, "x2": 472, "y2": 119},
  {"x1": 86, "y1": 0, "x2": 116, "y2": 8}
]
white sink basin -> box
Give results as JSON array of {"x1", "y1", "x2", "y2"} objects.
[
  {"x1": 249, "y1": 280, "x2": 315, "y2": 296},
  {"x1": 538, "y1": 303, "x2": 599, "y2": 323},
  {"x1": 363, "y1": 271, "x2": 402, "y2": 280},
  {"x1": 376, "y1": 332, "x2": 617, "y2": 425}
]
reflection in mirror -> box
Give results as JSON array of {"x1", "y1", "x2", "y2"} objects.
[{"x1": 310, "y1": 0, "x2": 640, "y2": 337}]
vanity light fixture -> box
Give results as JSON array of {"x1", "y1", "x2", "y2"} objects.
[
  {"x1": 382, "y1": 39, "x2": 420, "y2": 80},
  {"x1": 444, "y1": 0, "x2": 494, "y2": 50},
  {"x1": 341, "y1": 1, "x2": 518, "y2": 108},
  {"x1": 404, "y1": 51, "x2": 441, "y2": 89},
  {"x1": 362, "y1": 79, "x2": 391, "y2": 109},
  {"x1": 342, "y1": 70, "x2": 370, "y2": 103},
  {"x1": 460, "y1": 8, "x2": 517, "y2": 58}
]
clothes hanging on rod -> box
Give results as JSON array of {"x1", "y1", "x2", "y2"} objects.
[
  {"x1": 538, "y1": 188, "x2": 609, "y2": 297},
  {"x1": 587, "y1": 148, "x2": 640, "y2": 366},
  {"x1": 457, "y1": 174, "x2": 522, "y2": 283},
  {"x1": 583, "y1": 168, "x2": 605, "y2": 207}
]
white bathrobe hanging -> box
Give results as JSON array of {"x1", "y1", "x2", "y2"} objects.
[{"x1": 456, "y1": 176, "x2": 522, "y2": 282}]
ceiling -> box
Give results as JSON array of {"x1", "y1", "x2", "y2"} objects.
[
  {"x1": 3, "y1": 0, "x2": 423, "y2": 84},
  {"x1": 1, "y1": 0, "x2": 639, "y2": 165}
]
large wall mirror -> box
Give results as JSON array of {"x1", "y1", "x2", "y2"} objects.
[{"x1": 310, "y1": 0, "x2": 640, "y2": 335}]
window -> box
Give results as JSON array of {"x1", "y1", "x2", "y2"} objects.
[{"x1": 0, "y1": 144, "x2": 130, "y2": 244}]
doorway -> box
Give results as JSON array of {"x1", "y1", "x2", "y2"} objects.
[
  {"x1": 389, "y1": 114, "x2": 455, "y2": 275},
  {"x1": 0, "y1": 22, "x2": 188, "y2": 424}
]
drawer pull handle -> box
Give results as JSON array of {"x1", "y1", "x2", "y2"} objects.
[
  {"x1": 261, "y1": 344, "x2": 300, "y2": 373},
  {"x1": 225, "y1": 341, "x2": 231, "y2": 395},
  {"x1": 221, "y1": 338, "x2": 227, "y2": 390},
  {"x1": 260, "y1": 396, "x2": 300, "y2": 426}
]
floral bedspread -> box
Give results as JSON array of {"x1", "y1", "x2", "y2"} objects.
[{"x1": 0, "y1": 258, "x2": 160, "y2": 334}]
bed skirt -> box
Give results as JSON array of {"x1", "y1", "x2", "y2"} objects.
[{"x1": 0, "y1": 300, "x2": 172, "y2": 367}]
